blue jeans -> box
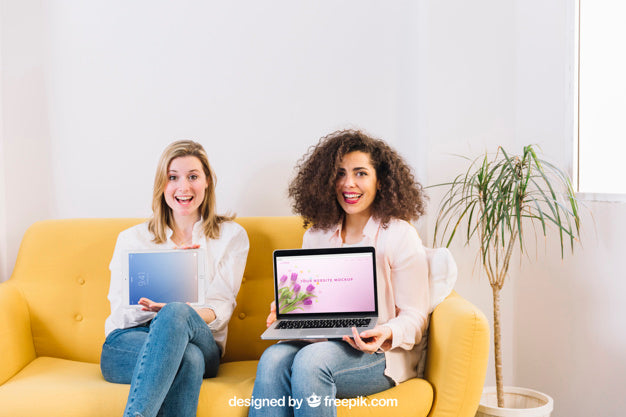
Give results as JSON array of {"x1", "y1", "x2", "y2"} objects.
[
  {"x1": 248, "y1": 340, "x2": 394, "y2": 417},
  {"x1": 100, "y1": 303, "x2": 221, "y2": 417}
]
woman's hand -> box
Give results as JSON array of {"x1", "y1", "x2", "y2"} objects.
[
  {"x1": 176, "y1": 244, "x2": 201, "y2": 250},
  {"x1": 196, "y1": 307, "x2": 217, "y2": 324},
  {"x1": 138, "y1": 297, "x2": 165, "y2": 312},
  {"x1": 343, "y1": 325, "x2": 393, "y2": 354},
  {"x1": 266, "y1": 301, "x2": 277, "y2": 328}
]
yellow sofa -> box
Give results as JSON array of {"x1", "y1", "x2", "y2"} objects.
[{"x1": 0, "y1": 217, "x2": 489, "y2": 417}]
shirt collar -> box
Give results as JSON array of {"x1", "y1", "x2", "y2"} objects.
[{"x1": 329, "y1": 216, "x2": 381, "y2": 245}]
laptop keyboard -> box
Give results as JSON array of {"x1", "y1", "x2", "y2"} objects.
[{"x1": 276, "y1": 318, "x2": 371, "y2": 329}]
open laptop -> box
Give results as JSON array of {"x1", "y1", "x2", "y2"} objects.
[
  {"x1": 122, "y1": 249, "x2": 205, "y2": 306},
  {"x1": 261, "y1": 246, "x2": 378, "y2": 340}
]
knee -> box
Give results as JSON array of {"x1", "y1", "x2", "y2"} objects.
[
  {"x1": 259, "y1": 344, "x2": 295, "y2": 368},
  {"x1": 179, "y1": 344, "x2": 205, "y2": 380},
  {"x1": 154, "y1": 302, "x2": 194, "y2": 327},
  {"x1": 291, "y1": 346, "x2": 329, "y2": 379},
  {"x1": 160, "y1": 302, "x2": 192, "y2": 317},
  {"x1": 256, "y1": 345, "x2": 294, "y2": 383}
]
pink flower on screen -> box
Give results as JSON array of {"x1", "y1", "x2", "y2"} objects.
[{"x1": 277, "y1": 272, "x2": 317, "y2": 313}]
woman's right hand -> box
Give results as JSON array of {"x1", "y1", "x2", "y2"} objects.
[
  {"x1": 138, "y1": 297, "x2": 165, "y2": 312},
  {"x1": 266, "y1": 301, "x2": 276, "y2": 327}
]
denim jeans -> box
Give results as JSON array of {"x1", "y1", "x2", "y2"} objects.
[
  {"x1": 100, "y1": 303, "x2": 221, "y2": 417},
  {"x1": 248, "y1": 340, "x2": 394, "y2": 417}
]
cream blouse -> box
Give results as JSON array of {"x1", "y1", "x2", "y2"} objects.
[{"x1": 302, "y1": 216, "x2": 430, "y2": 384}]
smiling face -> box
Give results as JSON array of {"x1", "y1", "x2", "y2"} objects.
[
  {"x1": 335, "y1": 151, "x2": 379, "y2": 221},
  {"x1": 163, "y1": 156, "x2": 209, "y2": 222}
]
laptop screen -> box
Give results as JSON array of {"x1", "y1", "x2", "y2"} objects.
[{"x1": 273, "y1": 247, "x2": 377, "y2": 316}]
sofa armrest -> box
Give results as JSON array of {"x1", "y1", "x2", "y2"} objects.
[
  {"x1": 425, "y1": 291, "x2": 489, "y2": 417},
  {"x1": 0, "y1": 281, "x2": 36, "y2": 385}
]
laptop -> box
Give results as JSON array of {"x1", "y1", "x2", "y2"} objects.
[
  {"x1": 122, "y1": 249, "x2": 205, "y2": 306},
  {"x1": 261, "y1": 246, "x2": 378, "y2": 340}
]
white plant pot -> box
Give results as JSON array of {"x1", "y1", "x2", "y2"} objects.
[{"x1": 475, "y1": 386, "x2": 554, "y2": 417}]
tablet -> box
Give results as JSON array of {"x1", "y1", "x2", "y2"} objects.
[{"x1": 122, "y1": 249, "x2": 205, "y2": 306}]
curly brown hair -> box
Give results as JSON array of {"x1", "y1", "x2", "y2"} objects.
[{"x1": 288, "y1": 129, "x2": 427, "y2": 230}]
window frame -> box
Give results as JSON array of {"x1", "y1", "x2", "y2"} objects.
[{"x1": 575, "y1": 0, "x2": 626, "y2": 202}]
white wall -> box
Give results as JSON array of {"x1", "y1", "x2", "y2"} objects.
[
  {"x1": 512, "y1": 2, "x2": 626, "y2": 416},
  {"x1": 2, "y1": 1, "x2": 625, "y2": 416},
  {"x1": 416, "y1": 0, "x2": 518, "y2": 393},
  {"x1": 514, "y1": 203, "x2": 626, "y2": 416},
  {"x1": 1, "y1": 0, "x2": 55, "y2": 281},
  {"x1": 1, "y1": 0, "x2": 423, "y2": 277}
]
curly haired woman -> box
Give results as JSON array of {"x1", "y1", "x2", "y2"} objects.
[{"x1": 249, "y1": 129, "x2": 429, "y2": 417}]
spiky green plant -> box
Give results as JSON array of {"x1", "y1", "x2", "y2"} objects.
[{"x1": 432, "y1": 145, "x2": 581, "y2": 408}]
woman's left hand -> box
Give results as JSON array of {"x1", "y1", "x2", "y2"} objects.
[
  {"x1": 343, "y1": 325, "x2": 393, "y2": 354},
  {"x1": 138, "y1": 297, "x2": 165, "y2": 312}
]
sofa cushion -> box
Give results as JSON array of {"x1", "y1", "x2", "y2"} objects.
[
  {"x1": 426, "y1": 247, "x2": 458, "y2": 312},
  {"x1": 0, "y1": 356, "x2": 433, "y2": 417},
  {"x1": 0, "y1": 357, "x2": 128, "y2": 417},
  {"x1": 335, "y1": 378, "x2": 433, "y2": 417},
  {"x1": 0, "y1": 356, "x2": 260, "y2": 417}
]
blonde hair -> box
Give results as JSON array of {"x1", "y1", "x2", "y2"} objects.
[{"x1": 148, "y1": 140, "x2": 234, "y2": 243}]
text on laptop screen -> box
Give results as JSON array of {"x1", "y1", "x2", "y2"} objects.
[
  {"x1": 128, "y1": 251, "x2": 198, "y2": 305},
  {"x1": 275, "y1": 252, "x2": 375, "y2": 315}
]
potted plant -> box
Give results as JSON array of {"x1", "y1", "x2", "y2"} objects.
[{"x1": 431, "y1": 145, "x2": 581, "y2": 416}]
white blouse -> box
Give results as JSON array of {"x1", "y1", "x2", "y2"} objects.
[{"x1": 104, "y1": 220, "x2": 250, "y2": 354}]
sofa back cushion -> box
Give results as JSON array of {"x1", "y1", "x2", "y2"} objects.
[
  {"x1": 9, "y1": 217, "x2": 306, "y2": 364},
  {"x1": 222, "y1": 216, "x2": 305, "y2": 362},
  {"x1": 11, "y1": 218, "x2": 144, "y2": 363}
]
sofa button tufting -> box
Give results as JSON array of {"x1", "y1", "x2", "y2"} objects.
[
  {"x1": 77, "y1": 277, "x2": 85, "y2": 285},
  {"x1": 75, "y1": 314, "x2": 83, "y2": 321},
  {"x1": 238, "y1": 312, "x2": 246, "y2": 320},
  {"x1": 241, "y1": 277, "x2": 246, "y2": 283}
]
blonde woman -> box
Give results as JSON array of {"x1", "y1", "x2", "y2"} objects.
[{"x1": 101, "y1": 140, "x2": 249, "y2": 417}]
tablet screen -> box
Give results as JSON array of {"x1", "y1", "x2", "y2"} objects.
[{"x1": 127, "y1": 250, "x2": 201, "y2": 305}]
